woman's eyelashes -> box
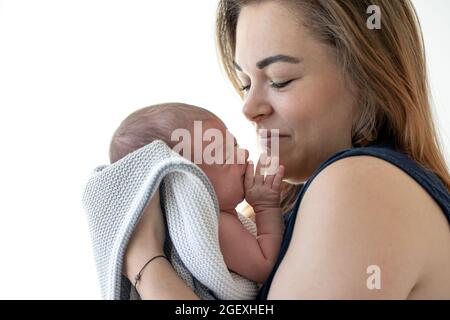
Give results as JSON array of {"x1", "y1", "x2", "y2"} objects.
[
  {"x1": 239, "y1": 79, "x2": 294, "y2": 93},
  {"x1": 269, "y1": 79, "x2": 294, "y2": 89}
]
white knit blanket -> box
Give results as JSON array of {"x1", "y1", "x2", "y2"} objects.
[{"x1": 82, "y1": 140, "x2": 259, "y2": 300}]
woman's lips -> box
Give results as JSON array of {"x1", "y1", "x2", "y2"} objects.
[
  {"x1": 258, "y1": 135, "x2": 290, "y2": 140},
  {"x1": 258, "y1": 134, "x2": 290, "y2": 149},
  {"x1": 257, "y1": 129, "x2": 290, "y2": 139},
  {"x1": 258, "y1": 134, "x2": 290, "y2": 142}
]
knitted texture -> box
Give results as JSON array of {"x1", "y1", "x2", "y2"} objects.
[{"x1": 82, "y1": 140, "x2": 259, "y2": 300}]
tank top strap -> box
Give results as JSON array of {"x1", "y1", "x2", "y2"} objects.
[{"x1": 257, "y1": 143, "x2": 450, "y2": 300}]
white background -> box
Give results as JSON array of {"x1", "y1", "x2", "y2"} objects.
[{"x1": 0, "y1": 0, "x2": 448, "y2": 299}]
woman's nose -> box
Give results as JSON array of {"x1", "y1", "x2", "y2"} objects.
[{"x1": 242, "y1": 90, "x2": 272, "y2": 123}]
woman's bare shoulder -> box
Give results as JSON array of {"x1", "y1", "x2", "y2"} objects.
[
  {"x1": 301, "y1": 154, "x2": 443, "y2": 214},
  {"x1": 305, "y1": 155, "x2": 442, "y2": 215},
  {"x1": 268, "y1": 155, "x2": 442, "y2": 299}
]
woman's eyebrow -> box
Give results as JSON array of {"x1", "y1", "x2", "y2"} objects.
[{"x1": 233, "y1": 54, "x2": 302, "y2": 72}]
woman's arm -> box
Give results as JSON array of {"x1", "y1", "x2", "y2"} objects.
[
  {"x1": 129, "y1": 256, "x2": 200, "y2": 299},
  {"x1": 267, "y1": 156, "x2": 425, "y2": 299},
  {"x1": 123, "y1": 189, "x2": 200, "y2": 299}
]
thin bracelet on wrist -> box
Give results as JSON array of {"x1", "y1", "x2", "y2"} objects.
[{"x1": 134, "y1": 255, "x2": 168, "y2": 289}]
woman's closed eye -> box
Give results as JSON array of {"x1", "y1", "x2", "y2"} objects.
[
  {"x1": 239, "y1": 79, "x2": 294, "y2": 93},
  {"x1": 269, "y1": 79, "x2": 294, "y2": 89}
]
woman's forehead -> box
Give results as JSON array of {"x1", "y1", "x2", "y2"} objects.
[{"x1": 234, "y1": 1, "x2": 310, "y2": 69}]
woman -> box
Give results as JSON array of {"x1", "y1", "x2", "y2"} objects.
[{"x1": 122, "y1": 0, "x2": 450, "y2": 299}]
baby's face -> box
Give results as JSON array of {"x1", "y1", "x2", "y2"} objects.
[{"x1": 195, "y1": 119, "x2": 249, "y2": 210}]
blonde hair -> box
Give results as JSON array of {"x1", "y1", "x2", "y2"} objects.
[{"x1": 216, "y1": 0, "x2": 450, "y2": 211}]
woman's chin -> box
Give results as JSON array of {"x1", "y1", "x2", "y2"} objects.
[
  {"x1": 283, "y1": 168, "x2": 310, "y2": 184},
  {"x1": 282, "y1": 163, "x2": 309, "y2": 184}
]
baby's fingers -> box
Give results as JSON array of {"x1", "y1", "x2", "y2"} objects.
[
  {"x1": 264, "y1": 158, "x2": 276, "y2": 187},
  {"x1": 244, "y1": 160, "x2": 255, "y2": 190},
  {"x1": 254, "y1": 154, "x2": 268, "y2": 185},
  {"x1": 272, "y1": 165, "x2": 285, "y2": 191}
]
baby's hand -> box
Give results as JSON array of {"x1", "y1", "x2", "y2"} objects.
[{"x1": 244, "y1": 154, "x2": 285, "y2": 211}]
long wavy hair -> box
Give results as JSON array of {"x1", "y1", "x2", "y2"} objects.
[{"x1": 216, "y1": 0, "x2": 450, "y2": 213}]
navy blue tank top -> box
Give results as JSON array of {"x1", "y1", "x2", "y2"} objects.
[{"x1": 257, "y1": 143, "x2": 450, "y2": 300}]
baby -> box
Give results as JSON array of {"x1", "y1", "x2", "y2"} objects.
[{"x1": 110, "y1": 103, "x2": 285, "y2": 284}]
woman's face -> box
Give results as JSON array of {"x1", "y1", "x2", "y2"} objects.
[{"x1": 234, "y1": 1, "x2": 358, "y2": 183}]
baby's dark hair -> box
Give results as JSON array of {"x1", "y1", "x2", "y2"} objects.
[{"x1": 109, "y1": 102, "x2": 218, "y2": 163}]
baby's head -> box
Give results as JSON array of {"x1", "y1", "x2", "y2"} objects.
[{"x1": 110, "y1": 103, "x2": 249, "y2": 210}]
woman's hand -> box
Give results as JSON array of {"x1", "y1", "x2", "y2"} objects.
[{"x1": 122, "y1": 189, "x2": 166, "y2": 282}]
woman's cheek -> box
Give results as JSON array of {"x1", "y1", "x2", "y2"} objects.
[{"x1": 278, "y1": 100, "x2": 309, "y2": 127}]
